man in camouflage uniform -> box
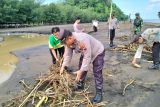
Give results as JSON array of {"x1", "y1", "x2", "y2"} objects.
[{"x1": 133, "y1": 13, "x2": 143, "y2": 35}]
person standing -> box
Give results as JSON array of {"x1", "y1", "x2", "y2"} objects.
[
  {"x1": 73, "y1": 17, "x2": 84, "y2": 33},
  {"x1": 48, "y1": 27, "x2": 64, "y2": 64},
  {"x1": 133, "y1": 13, "x2": 143, "y2": 35},
  {"x1": 92, "y1": 20, "x2": 99, "y2": 32},
  {"x1": 108, "y1": 14, "x2": 118, "y2": 47},
  {"x1": 58, "y1": 30, "x2": 105, "y2": 104}
]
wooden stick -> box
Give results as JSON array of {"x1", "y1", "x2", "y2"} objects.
[
  {"x1": 108, "y1": 1, "x2": 113, "y2": 39},
  {"x1": 19, "y1": 81, "x2": 43, "y2": 107},
  {"x1": 35, "y1": 87, "x2": 52, "y2": 107},
  {"x1": 82, "y1": 93, "x2": 93, "y2": 107},
  {"x1": 54, "y1": 100, "x2": 83, "y2": 106},
  {"x1": 62, "y1": 99, "x2": 65, "y2": 107},
  {"x1": 19, "y1": 79, "x2": 31, "y2": 90},
  {"x1": 122, "y1": 80, "x2": 135, "y2": 96}
]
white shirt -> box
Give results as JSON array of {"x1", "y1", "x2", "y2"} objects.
[
  {"x1": 73, "y1": 23, "x2": 83, "y2": 33},
  {"x1": 108, "y1": 17, "x2": 117, "y2": 29},
  {"x1": 92, "y1": 20, "x2": 98, "y2": 27}
]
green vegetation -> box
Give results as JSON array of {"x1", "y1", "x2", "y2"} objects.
[{"x1": 0, "y1": 0, "x2": 128, "y2": 28}]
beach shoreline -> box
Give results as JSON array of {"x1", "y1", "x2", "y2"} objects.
[{"x1": 0, "y1": 45, "x2": 51, "y2": 105}]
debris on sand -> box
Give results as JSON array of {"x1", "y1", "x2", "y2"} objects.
[
  {"x1": 116, "y1": 35, "x2": 129, "y2": 41},
  {"x1": 111, "y1": 43, "x2": 151, "y2": 53},
  {"x1": 122, "y1": 80, "x2": 135, "y2": 96},
  {"x1": 2, "y1": 65, "x2": 94, "y2": 107}
]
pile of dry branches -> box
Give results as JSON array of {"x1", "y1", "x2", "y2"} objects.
[
  {"x1": 3, "y1": 65, "x2": 93, "y2": 107},
  {"x1": 116, "y1": 35, "x2": 129, "y2": 41},
  {"x1": 111, "y1": 43, "x2": 151, "y2": 53}
]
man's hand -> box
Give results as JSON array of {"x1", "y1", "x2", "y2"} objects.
[
  {"x1": 56, "y1": 58, "x2": 61, "y2": 65},
  {"x1": 116, "y1": 27, "x2": 120, "y2": 29},
  {"x1": 60, "y1": 66, "x2": 64, "y2": 75},
  {"x1": 76, "y1": 70, "x2": 83, "y2": 81},
  {"x1": 79, "y1": 42, "x2": 86, "y2": 50},
  {"x1": 56, "y1": 58, "x2": 59, "y2": 62}
]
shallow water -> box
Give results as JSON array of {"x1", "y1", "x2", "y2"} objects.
[{"x1": 0, "y1": 34, "x2": 48, "y2": 73}]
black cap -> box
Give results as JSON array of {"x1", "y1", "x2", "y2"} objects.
[
  {"x1": 135, "y1": 13, "x2": 140, "y2": 16},
  {"x1": 58, "y1": 29, "x2": 72, "y2": 44}
]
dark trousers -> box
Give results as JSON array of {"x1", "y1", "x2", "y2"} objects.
[
  {"x1": 93, "y1": 26, "x2": 97, "y2": 32},
  {"x1": 79, "y1": 51, "x2": 105, "y2": 91},
  {"x1": 49, "y1": 46, "x2": 64, "y2": 64},
  {"x1": 152, "y1": 42, "x2": 160, "y2": 64},
  {"x1": 110, "y1": 29, "x2": 115, "y2": 44}
]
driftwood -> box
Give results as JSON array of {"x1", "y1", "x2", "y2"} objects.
[
  {"x1": 122, "y1": 80, "x2": 160, "y2": 96},
  {"x1": 122, "y1": 80, "x2": 135, "y2": 96},
  {"x1": 19, "y1": 80, "x2": 31, "y2": 91}
]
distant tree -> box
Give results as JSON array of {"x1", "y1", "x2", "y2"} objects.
[
  {"x1": 43, "y1": 3, "x2": 62, "y2": 24},
  {"x1": 16, "y1": 0, "x2": 40, "y2": 24},
  {"x1": 158, "y1": 12, "x2": 160, "y2": 19},
  {"x1": 0, "y1": 0, "x2": 19, "y2": 24},
  {"x1": 0, "y1": 0, "x2": 127, "y2": 27},
  {"x1": 102, "y1": 0, "x2": 112, "y2": 6},
  {"x1": 32, "y1": 6, "x2": 45, "y2": 25}
]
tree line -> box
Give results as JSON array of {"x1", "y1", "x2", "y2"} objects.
[{"x1": 0, "y1": 0, "x2": 128, "y2": 28}]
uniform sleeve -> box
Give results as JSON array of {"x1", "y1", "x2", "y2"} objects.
[
  {"x1": 142, "y1": 28, "x2": 160, "y2": 41},
  {"x1": 80, "y1": 38, "x2": 92, "y2": 71},
  {"x1": 62, "y1": 45, "x2": 73, "y2": 67}
]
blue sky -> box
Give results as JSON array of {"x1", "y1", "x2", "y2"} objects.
[
  {"x1": 44, "y1": 0, "x2": 160, "y2": 19},
  {"x1": 113, "y1": 0, "x2": 160, "y2": 19}
]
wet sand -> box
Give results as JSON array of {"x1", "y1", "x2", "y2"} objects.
[{"x1": 0, "y1": 22, "x2": 160, "y2": 107}]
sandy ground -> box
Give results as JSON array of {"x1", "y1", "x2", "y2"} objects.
[{"x1": 0, "y1": 22, "x2": 160, "y2": 107}]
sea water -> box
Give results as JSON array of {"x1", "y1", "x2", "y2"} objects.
[{"x1": 0, "y1": 34, "x2": 48, "y2": 84}]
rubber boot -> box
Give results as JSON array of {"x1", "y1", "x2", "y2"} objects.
[
  {"x1": 109, "y1": 41, "x2": 113, "y2": 47},
  {"x1": 91, "y1": 89, "x2": 103, "y2": 104},
  {"x1": 148, "y1": 62, "x2": 160, "y2": 70}
]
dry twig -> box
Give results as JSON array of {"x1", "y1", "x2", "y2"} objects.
[{"x1": 122, "y1": 80, "x2": 135, "y2": 96}]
